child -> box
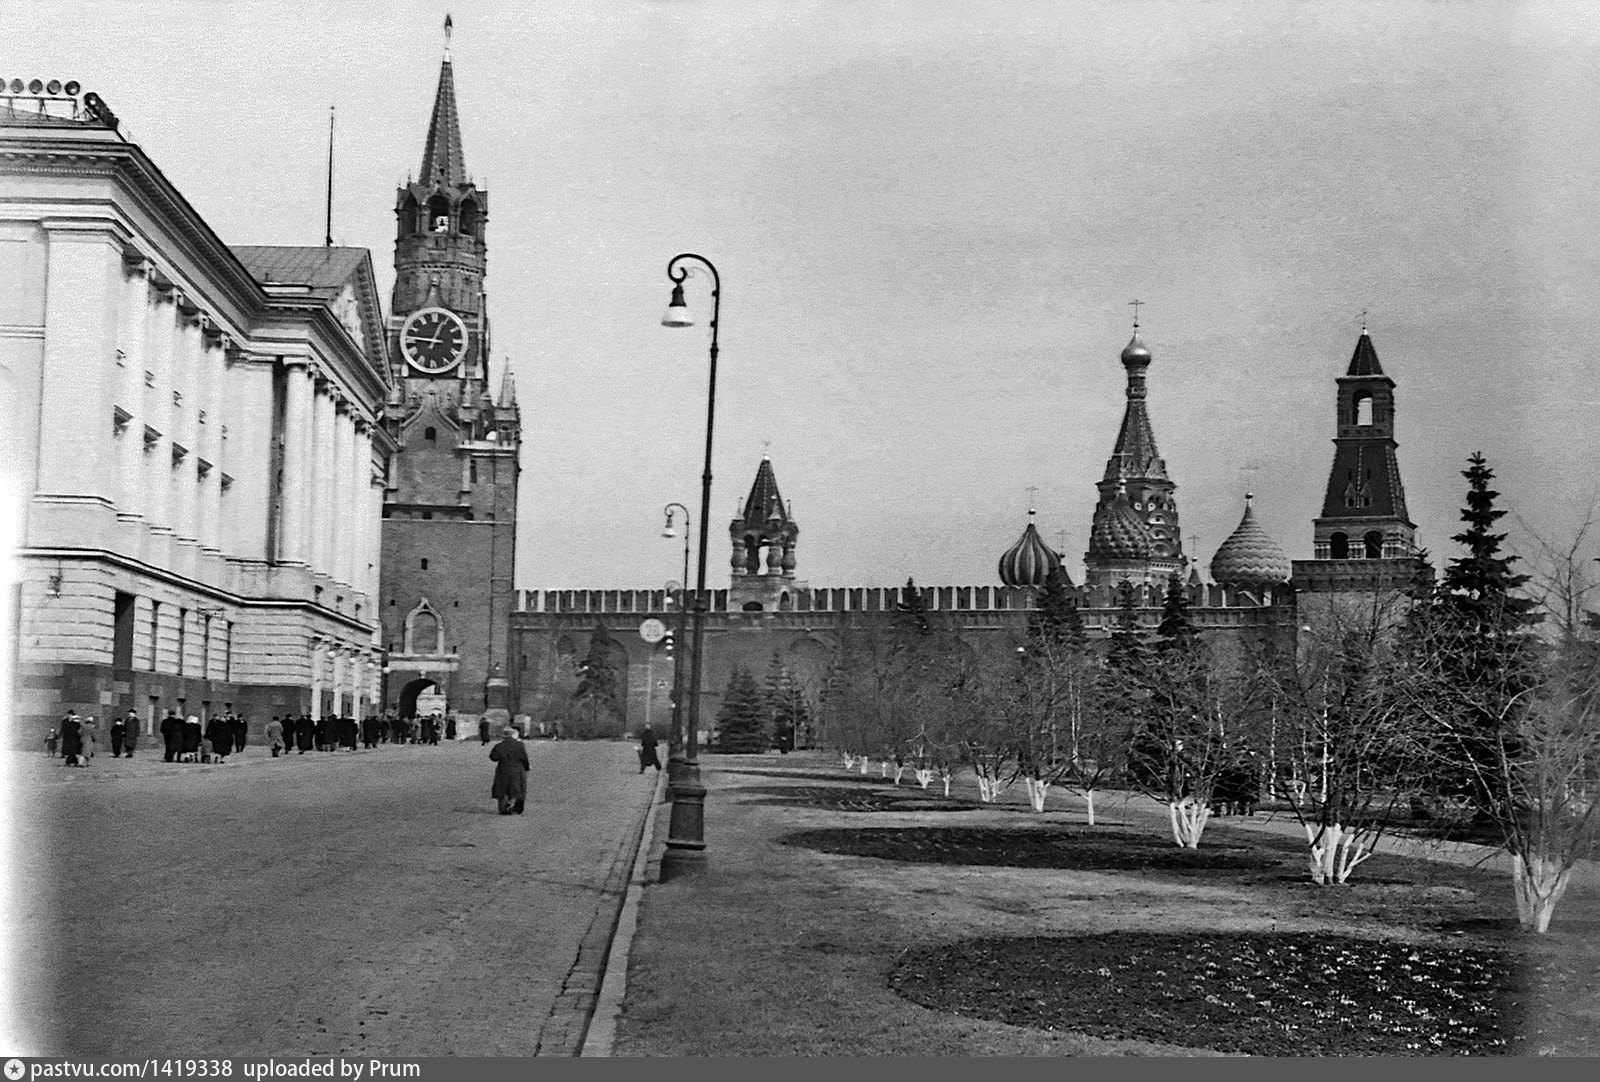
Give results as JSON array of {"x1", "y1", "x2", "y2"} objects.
[{"x1": 45, "y1": 729, "x2": 58, "y2": 757}]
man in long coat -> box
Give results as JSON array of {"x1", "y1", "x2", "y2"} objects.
[
  {"x1": 265, "y1": 716, "x2": 285, "y2": 758},
  {"x1": 296, "y1": 715, "x2": 315, "y2": 754},
  {"x1": 160, "y1": 710, "x2": 181, "y2": 762},
  {"x1": 60, "y1": 712, "x2": 83, "y2": 767},
  {"x1": 122, "y1": 709, "x2": 139, "y2": 758},
  {"x1": 489, "y1": 726, "x2": 530, "y2": 815},
  {"x1": 110, "y1": 715, "x2": 127, "y2": 758},
  {"x1": 204, "y1": 715, "x2": 231, "y2": 762},
  {"x1": 233, "y1": 714, "x2": 247, "y2": 754}
]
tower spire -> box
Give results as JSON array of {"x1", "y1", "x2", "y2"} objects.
[{"x1": 420, "y1": 19, "x2": 467, "y2": 189}]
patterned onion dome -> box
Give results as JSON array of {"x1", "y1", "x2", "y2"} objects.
[
  {"x1": 1091, "y1": 489, "x2": 1154, "y2": 559},
  {"x1": 998, "y1": 515, "x2": 1064, "y2": 587},
  {"x1": 1209, "y1": 493, "x2": 1292, "y2": 587}
]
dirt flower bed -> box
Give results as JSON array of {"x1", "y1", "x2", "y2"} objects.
[
  {"x1": 739, "y1": 784, "x2": 977, "y2": 813},
  {"x1": 782, "y1": 826, "x2": 1284, "y2": 873},
  {"x1": 890, "y1": 932, "x2": 1519, "y2": 1055}
]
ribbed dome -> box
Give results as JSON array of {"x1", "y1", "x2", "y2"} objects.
[
  {"x1": 1091, "y1": 490, "x2": 1154, "y2": 559},
  {"x1": 1209, "y1": 494, "x2": 1292, "y2": 588},
  {"x1": 1121, "y1": 331, "x2": 1151, "y2": 366},
  {"x1": 998, "y1": 516, "x2": 1064, "y2": 587}
]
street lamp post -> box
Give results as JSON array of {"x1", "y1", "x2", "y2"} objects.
[
  {"x1": 659, "y1": 252, "x2": 720, "y2": 878},
  {"x1": 661, "y1": 502, "x2": 691, "y2": 777}
]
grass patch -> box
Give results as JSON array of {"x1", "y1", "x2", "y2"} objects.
[{"x1": 739, "y1": 784, "x2": 978, "y2": 813}]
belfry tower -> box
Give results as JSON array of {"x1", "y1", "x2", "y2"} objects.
[
  {"x1": 380, "y1": 20, "x2": 521, "y2": 723},
  {"x1": 728, "y1": 456, "x2": 802, "y2": 611},
  {"x1": 1292, "y1": 326, "x2": 1427, "y2": 613},
  {"x1": 1083, "y1": 321, "x2": 1185, "y2": 591}
]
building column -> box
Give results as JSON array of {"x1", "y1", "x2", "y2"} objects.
[
  {"x1": 310, "y1": 375, "x2": 336, "y2": 577},
  {"x1": 141, "y1": 281, "x2": 176, "y2": 535},
  {"x1": 279, "y1": 362, "x2": 313, "y2": 565},
  {"x1": 351, "y1": 655, "x2": 365, "y2": 723},
  {"x1": 309, "y1": 639, "x2": 325, "y2": 717},
  {"x1": 116, "y1": 256, "x2": 150, "y2": 522},
  {"x1": 332, "y1": 401, "x2": 353, "y2": 585},
  {"x1": 195, "y1": 323, "x2": 225, "y2": 554},
  {"x1": 169, "y1": 296, "x2": 203, "y2": 546},
  {"x1": 224, "y1": 353, "x2": 273, "y2": 563},
  {"x1": 331, "y1": 649, "x2": 346, "y2": 716}
]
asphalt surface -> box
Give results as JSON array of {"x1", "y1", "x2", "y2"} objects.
[{"x1": 4, "y1": 738, "x2": 658, "y2": 1057}]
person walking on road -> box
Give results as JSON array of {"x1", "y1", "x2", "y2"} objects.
[
  {"x1": 489, "y1": 726, "x2": 530, "y2": 816},
  {"x1": 266, "y1": 716, "x2": 285, "y2": 758},
  {"x1": 110, "y1": 715, "x2": 126, "y2": 758},
  {"x1": 123, "y1": 710, "x2": 139, "y2": 758},
  {"x1": 161, "y1": 710, "x2": 181, "y2": 762},
  {"x1": 295, "y1": 714, "x2": 315, "y2": 755},
  {"x1": 637, "y1": 724, "x2": 661, "y2": 774},
  {"x1": 60, "y1": 712, "x2": 83, "y2": 767},
  {"x1": 205, "y1": 715, "x2": 231, "y2": 763},
  {"x1": 478, "y1": 717, "x2": 490, "y2": 746}
]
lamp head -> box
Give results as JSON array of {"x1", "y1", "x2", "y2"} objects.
[{"x1": 661, "y1": 282, "x2": 694, "y2": 327}]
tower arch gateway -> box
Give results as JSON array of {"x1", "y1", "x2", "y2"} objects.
[{"x1": 379, "y1": 19, "x2": 521, "y2": 727}]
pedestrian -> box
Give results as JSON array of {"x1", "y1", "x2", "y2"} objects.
[
  {"x1": 83, "y1": 717, "x2": 99, "y2": 760},
  {"x1": 295, "y1": 714, "x2": 314, "y2": 755},
  {"x1": 233, "y1": 714, "x2": 247, "y2": 754},
  {"x1": 60, "y1": 712, "x2": 83, "y2": 767},
  {"x1": 478, "y1": 717, "x2": 490, "y2": 746},
  {"x1": 123, "y1": 709, "x2": 139, "y2": 758},
  {"x1": 110, "y1": 715, "x2": 127, "y2": 758},
  {"x1": 205, "y1": 714, "x2": 231, "y2": 763},
  {"x1": 161, "y1": 710, "x2": 181, "y2": 762},
  {"x1": 182, "y1": 715, "x2": 203, "y2": 763},
  {"x1": 489, "y1": 725, "x2": 530, "y2": 815},
  {"x1": 637, "y1": 724, "x2": 661, "y2": 774},
  {"x1": 265, "y1": 716, "x2": 284, "y2": 757},
  {"x1": 45, "y1": 728, "x2": 58, "y2": 757}
]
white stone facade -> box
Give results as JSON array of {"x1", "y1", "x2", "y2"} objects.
[{"x1": 2, "y1": 91, "x2": 392, "y2": 740}]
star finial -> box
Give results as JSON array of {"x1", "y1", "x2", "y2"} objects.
[{"x1": 1360, "y1": 308, "x2": 1368, "y2": 334}]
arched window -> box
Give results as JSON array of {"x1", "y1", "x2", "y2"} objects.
[
  {"x1": 405, "y1": 601, "x2": 444, "y2": 655},
  {"x1": 420, "y1": 558, "x2": 429, "y2": 570},
  {"x1": 427, "y1": 195, "x2": 451, "y2": 233},
  {"x1": 743, "y1": 536, "x2": 761, "y2": 574},
  {"x1": 1364, "y1": 531, "x2": 1384, "y2": 559},
  {"x1": 458, "y1": 199, "x2": 481, "y2": 239},
  {"x1": 1354, "y1": 393, "x2": 1373, "y2": 426},
  {"x1": 424, "y1": 427, "x2": 436, "y2": 441},
  {"x1": 399, "y1": 195, "x2": 420, "y2": 236},
  {"x1": 1330, "y1": 532, "x2": 1349, "y2": 560}
]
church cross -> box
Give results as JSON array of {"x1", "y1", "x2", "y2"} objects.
[{"x1": 1129, "y1": 298, "x2": 1144, "y2": 329}]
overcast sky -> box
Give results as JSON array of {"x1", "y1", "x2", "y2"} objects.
[{"x1": 14, "y1": 0, "x2": 1600, "y2": 592}]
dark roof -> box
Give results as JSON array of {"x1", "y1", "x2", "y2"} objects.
[
  {"x1": 741, "y1": 458, "x2": 788, "y2": 524},
  {"x1": 230, "y1": 246, "x2": 370, "y2": 299},
  {"x1": 1346, "y1": 331, "x2": 1385, "y2": 377},
  {"x1": 420, "y1": 58, "x2": 467, "y2": 188}
]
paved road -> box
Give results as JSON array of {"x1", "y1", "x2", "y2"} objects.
[{"x1": 4, "y1": 738, "x2": 658, "y2": 1057}]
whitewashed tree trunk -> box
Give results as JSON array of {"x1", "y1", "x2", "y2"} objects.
[
  {"x1": 1024, "y1": 777, "x2": 1049, "y2": 813},
  {"x1": 880, "y1": 761, "x2": 890, "y2": 778},
  {"x1": 859, "y1": 758, "x2": 871, "y2": 775},
  {"x1": 975, "y1": 771, "x2": 996, "y2": 803},
  {"x1": 915, "y1": 768, "x2": 933, "y2": 790},
  {"x1": 941, "y1": 770, "x2": 952, "y2": 798},
  {"x1": 1168, "y1": 798, "x2": 1211, "y2": 848},
  {"x1": 1084, "y1": 789, "x2": 1096, "y2": 826},
  {"x1": 893, "y1": 764, "x2": 906, "y2": 785},
  {"x1": 1303, "y1": 821, "x2": 1378, "y2": 885},
  {"x1": 842, "y1": 753, "x2": 857, "y2": 770},
  {"x1": 1513, "y1": 853, "x2": 1573, "y2": 934}
]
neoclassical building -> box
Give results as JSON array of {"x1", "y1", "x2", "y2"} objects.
[{"x1": 2, "y1": 82, "x2": 392, "y2": 743}]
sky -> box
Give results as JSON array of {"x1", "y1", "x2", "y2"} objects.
[{"x1": 10, "y1": 0, "x2": 1600, "y2": 593}]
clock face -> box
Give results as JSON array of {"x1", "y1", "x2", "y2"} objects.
[{"x1": 400, "y1": 307, "x2": 469, "y2": 375}]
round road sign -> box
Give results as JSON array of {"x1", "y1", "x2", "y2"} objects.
[{"x1": 639, "y1": 618, "x2": 667, "y2": 644}]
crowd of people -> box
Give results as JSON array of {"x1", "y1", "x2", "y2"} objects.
[{"x1": 46, "y1": 708, "x2": 465, "y2": 766}]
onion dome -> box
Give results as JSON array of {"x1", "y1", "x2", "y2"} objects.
[
  {"x1": 1091, "y1": 488, "x2": 1154, "y2": 559},
  {"x1": 998, "y1": 511, "x2": 1064, "y2": 587},
  {"x1": 1120, "y1": 331, "x2": 1151, "y2": 366},
  {"x1": 1209, "y1": 493, "x2": 1292, "y2": 588}
]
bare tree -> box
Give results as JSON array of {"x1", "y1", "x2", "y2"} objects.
[
  {"x1": 1276, "y1": 590, "x2": 1426, "y2": 884},
  {"x1": 1514, "y1": 505, "x2": 1600, "y2": 644}
]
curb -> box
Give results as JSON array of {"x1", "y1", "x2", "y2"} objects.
[
  {"x1": 579, "y1": 766, "x2": 669, "y2": 1056},
  {"x1": 534, "y1": 765, "x2": 665, "y2": 1056}
]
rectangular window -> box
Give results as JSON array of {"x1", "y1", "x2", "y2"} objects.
[
  {"x1": 112, "y1": 592, "x2": 136, "y2": 670},
  {"x1": 149, "y1": 601, "x2": 161, "y2": 672},
  {"x1": 176, "y1": 608, "x2": 186, "y2": 676},
  {"x1": 224, "y1": 622, "x2": 233, "y2": 683},
  {"x1": 201, "y1": 616, "x2": 211, "y2": 679}
]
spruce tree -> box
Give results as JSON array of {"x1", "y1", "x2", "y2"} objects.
[
  {"x1": 763, "y1": 651, "x2": 807, "y2": 753},
  {"x1": 715, "y1": 666, "x2": 769, "y2": 753},
  {"x1": 1031, "y1": 566, "x2": 1085, "y2": 647},
  {"x1": 895, "y1": 576, "x2": 932, "y2": 637},
  {"x1": 572, "y1": 626, "x2": 624, "y2": 734},
  {"x1": 1156, "y1": 571, "x2": 1196, "y2": 648}
]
